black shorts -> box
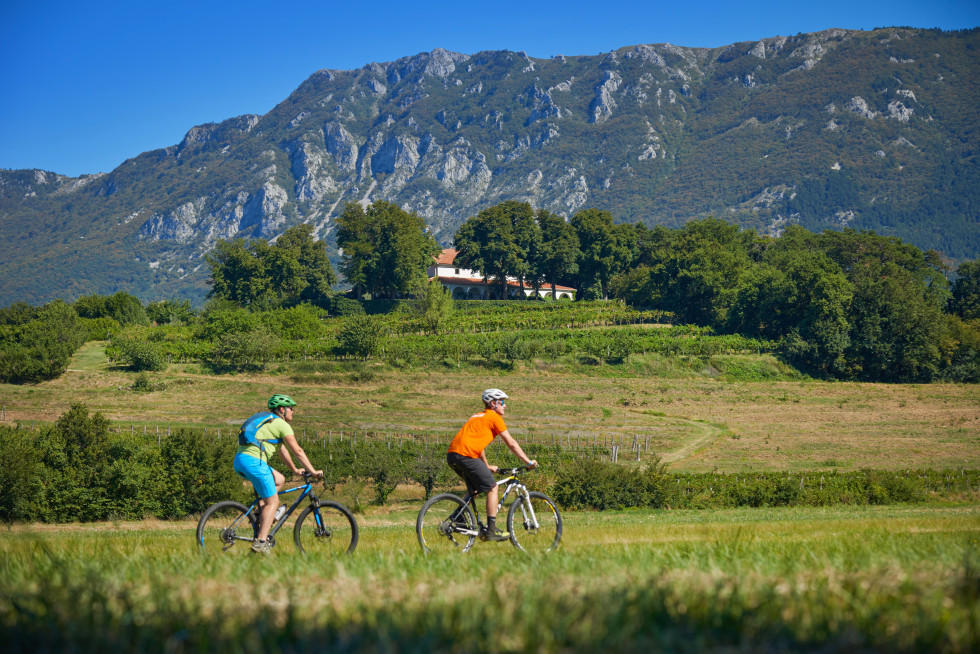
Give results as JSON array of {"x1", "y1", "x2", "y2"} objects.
[{"x1": 447, "y1": 451, "x2": 496, "y2": 493}]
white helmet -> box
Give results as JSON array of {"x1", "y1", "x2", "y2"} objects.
[{"x1": 482, "y1": 388, "x2": 509, "y2": 405}]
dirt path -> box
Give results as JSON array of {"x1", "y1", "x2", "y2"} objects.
[{"x1": 658, "y1": 418, "x2": 724, "y2": 464}]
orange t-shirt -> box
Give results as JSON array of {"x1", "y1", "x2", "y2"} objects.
[{"x1": 448, "y1": 410, "x2": 507, "y2": 459}]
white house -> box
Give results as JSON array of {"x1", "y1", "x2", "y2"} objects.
[{"x1": 428, "y1": 249, "x2": 576, "y2": 300}]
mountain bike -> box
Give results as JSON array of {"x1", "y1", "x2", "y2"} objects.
[
  {"x1": 416, "y1": 465, "x2": 562, "y2": 554},
  {"x1": 197, "y1": 472, "x2": 358, "y2": 555}
]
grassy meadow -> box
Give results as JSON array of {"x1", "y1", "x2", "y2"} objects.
[
  {"x1": 2, "y1": 342, "x2": 977, "y2": 472},
  {"x1": 1, "y1": 504, "x2": 978, "y2": 652},
  {"x1": 2, "y1": 343, "x2": 979, "y2": 651}
]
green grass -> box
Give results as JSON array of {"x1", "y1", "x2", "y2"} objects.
[{"x1": 1, "y1": 505, "x2": 978, "y2": 652}]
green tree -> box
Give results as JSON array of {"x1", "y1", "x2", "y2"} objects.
[
  {"x1": 205, "y1": 238, "x2": 272, "y2": 308},
  {"x1": 501, "y1": 200, "x2": 542, "y2": 297},
  {"x1": 536, "y1": 209, "x2": 580, "y2": 299},
  {"x1": 408, "y1": 278, "x2": 456, "y2": 335},
  {"x1": 74, "y1": 292, "x2": 148, "y2": 326},
  {"x1": 336, "y1": 203, "x2": 373, "y2": 299},
  {"x1": 454, "y1": 203, "x2": 522, "y2": 299},
  {"x1": 571, "y1": 208, "x2": 628, "y2": 300},
  {"x1": 336, "y1": 314, "x2": 384, "y2": 360},
  {"x1": 205, "y1": 224, "x2": 336, "y2": 309},
  {"x1": 337, "y1": 201, "x2": 439, "y2": 300},
  {"x1": 146, "y1": 298, "x2": 196, "y2": 325},
  {"x1": 951, "y1": 260, "x2": 980, "y2": 320}
]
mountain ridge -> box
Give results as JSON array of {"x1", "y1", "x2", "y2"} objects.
[{"x1": 1, "y1": 26, "x2": 978, "y2": 305}]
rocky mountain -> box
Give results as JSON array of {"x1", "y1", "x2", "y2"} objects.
[{"x1": 1, "y1": 27, "x2": 978, "y2": 305}]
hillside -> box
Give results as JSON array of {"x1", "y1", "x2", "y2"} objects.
[{"x1": 1, "y1": 26, "x2": 977, "y2": 305}]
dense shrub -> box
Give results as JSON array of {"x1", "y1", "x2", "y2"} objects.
[
  {"x1": 328, "y1": 295, "x2": 366, "y2": 316},
  {"x1": 551, "y1": 458, "x2": 672, "y2": 510},
  {"x1": 336, "y1": 314, "x2": 384, "y2": 360},
  {"x1": 0, "y1": 405, "x2": 242, "y2": 523},
  {"x1": 74, "y1": 292, "x2": 148, "y2": 326},
  {"x1": 202, "y1": 326, "x2": 280, "y2": 372},
  {"x1": 79, "y1": 316, "x2": 122, "y2": 341},
  {"x1": 0, "y1": 300, "x2": 88, "y2": 383},
  {"x1": 115, "y1": 335, "x2": 168, "y2": 372}
]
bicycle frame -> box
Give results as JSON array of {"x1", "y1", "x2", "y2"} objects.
[
  {"x1": 452, "y1": 470, "x2": 541, "y2": 537},
  {"x1": 219, "y1": 480, "x2": 317, "y2": 546}
]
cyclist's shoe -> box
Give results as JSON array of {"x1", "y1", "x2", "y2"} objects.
[
  {"x1": 251, "y1": 538, "x2": 272, "y2": 554},
  {"x1": 485, "y1": 527, "x2": 511, "y2": 542}
]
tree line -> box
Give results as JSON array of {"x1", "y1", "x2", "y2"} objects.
[{"x1": 3, "y1": 199, "x2": 980, "y2": 384}]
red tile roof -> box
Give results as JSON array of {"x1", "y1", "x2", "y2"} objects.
[{"x1": 434, "y1": 248, "x2": 458, "y2": 265}]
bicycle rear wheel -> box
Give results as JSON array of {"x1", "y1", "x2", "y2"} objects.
[
  {"x1": 416, "y1": 493, "x2": 477, "y2": 554},
  {"x1": 294, "y1": 502, "x2": 358, "y2": 555},
  {"x1": 507, "y1": 491, "x2": 562, "y2": 553},
  {"x1": 196, "y1": 501, "x2": 257, "y2": 554}
]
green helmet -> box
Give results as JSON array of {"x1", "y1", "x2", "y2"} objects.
[{"x1": 268, "y1": 394, "x2": 297, "y2": 410}]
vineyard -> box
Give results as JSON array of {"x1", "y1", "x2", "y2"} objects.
[{"x1": 102, "y1": 300, "x2": 775, "y2": 369}]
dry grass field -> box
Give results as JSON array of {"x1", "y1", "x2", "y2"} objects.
[{"x1": 1, "y1": 343, "x2": 977, "y2": 473}]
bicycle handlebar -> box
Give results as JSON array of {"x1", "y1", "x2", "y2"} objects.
[{"x1": 496, "y1": 464, "x2": 537, "y2": 476}]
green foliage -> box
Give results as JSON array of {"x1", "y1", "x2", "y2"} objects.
[
  {"x1": 336, "y1": 314, "x2": 384, "y2": 360},
  {"x1": 205, "y1": 224, "x2": 336, "y2": 309},
  {"x1": 0, "y1": 405, "x2": 243, "y2": 523},
  {"x1": 74, "y1": 292, "x2": 149, "y2": 326},
  {"x1": 114, "y1": 333, "x2": 168, "y2": 372},
  {"x1": 551, "y1": 458, "x2": 671, "y2": 510},
  {"x1": 79, "y1": 316, "x2": 122, "y2": 341},
  {"x1": 327, "y1": 295, "x2": 366, "y2": 316},
  {"x1": 146, "y1": 298, "x2": 196, "y2": 325},
  {"x1": 0, "y1": 300, "x2": 88, "y2": 383},
  {"x1": 203, "y1": 325, "x2": 280, "y2": 372},
  {"x1": 336, "y1": 201, "x2": 439, "y2": 300},
  {"x1": 405, "y1": 278, "x2": 455, "y2": 335},
  {"x1": 550, "y1": 462, "x2": 969, "y2": 511},
  {"x1": 951, "y1": 259, "x2": 980, "y2": 320},
  {"x1": 158, "y1": 428, "x2": 243, "y2": 518}
]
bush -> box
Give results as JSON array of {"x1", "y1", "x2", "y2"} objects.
[
  {"x1": 552, "y1": 458, "x2": 671, "y2": 510},
  {"x1": 328, "y1": 295, "x2": 366, "y2": 317},
  {"x1": 336, "y1": 315, "x2": 384, "y2": 360},
  {"x1": 0, "y1": 300, "x2": 87, "y2": 383},
  {"x1": 159, "y1": 428, "x2": 243, "y2": 518},
  {"x1": 116, "y1": 337, "x2": 168, "y2": 372},
  {"x1": 203, "y1": 326, "x2": 280, "y2": 372}
]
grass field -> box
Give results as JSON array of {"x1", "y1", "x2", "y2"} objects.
[
  {"x1": 2, "y1": 504, "x2": 978, "y2": 652},
  {"x1": 2, "y1": 343, "x2": 979, "y2": 651},
  {"x1": 2, "y1": 343, "x2": 977, "y2": 472}
]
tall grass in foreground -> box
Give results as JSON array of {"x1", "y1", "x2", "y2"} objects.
[{"x1": 1, "y1": 505, "x2": 978, "y2": 652}]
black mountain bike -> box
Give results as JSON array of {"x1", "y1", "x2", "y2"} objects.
[
  {"x1": 416, "y1": 466, "x2": 562, "y2": 554},
  {"x1": 197, "y1": 472, "x2": 358, "y2": 555}
]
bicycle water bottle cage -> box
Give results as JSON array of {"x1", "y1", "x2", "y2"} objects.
[{"x1": 239, "y1": 412, "x2": 280, "y2": 457}]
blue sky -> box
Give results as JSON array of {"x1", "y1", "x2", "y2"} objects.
[{"x1": 1, "y1": 0, "x2": 977, "y2": 178}]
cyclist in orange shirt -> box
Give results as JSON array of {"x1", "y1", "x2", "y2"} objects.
[{"x1": 447, "y1": 388, "x2": 537, "y2": 541}]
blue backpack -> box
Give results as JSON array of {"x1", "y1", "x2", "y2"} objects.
[{"x1": 239, "y1": 412, "x2": 281, "y2": 458}]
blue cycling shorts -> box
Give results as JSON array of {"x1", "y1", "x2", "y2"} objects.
[{"x1": 233, "y1": 453, "x2": 277, "y2": 499}]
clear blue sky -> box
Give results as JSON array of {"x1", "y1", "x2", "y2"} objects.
[{"x1": 1, "y1": 0, "x2": 977, "y2": 178}]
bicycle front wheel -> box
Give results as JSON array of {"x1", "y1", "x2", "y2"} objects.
[
  {"x1": 294, "y1": 502, "x2": 358, "y2": 555},
  {"x1": 196, "y1": 501, "x2": 257, "y2": 554},
  {"x1": 416, "y1": 493, "x2": 477, "y2": 554},
  {"x1": 507, "y1": 491, "x2": 562, "y2": 553}
]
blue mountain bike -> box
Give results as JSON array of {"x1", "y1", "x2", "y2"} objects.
[{"x1": 197, "y1": 472, "x2": 358, "y2": 555}]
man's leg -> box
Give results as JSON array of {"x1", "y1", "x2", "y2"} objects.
[{"x1": 486, "y1": 484, "x2": 499, "y2": 520}]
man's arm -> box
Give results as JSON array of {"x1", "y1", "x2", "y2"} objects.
[
  {"x1": 479, "y1": 449, "x2": 498, "y2": 473},
  {"x1": 497, "y1": 430, "x2": 537, "y2": 467},
  {"x1": 279, "y1": 431, "x2": 323, "y2": 477}
]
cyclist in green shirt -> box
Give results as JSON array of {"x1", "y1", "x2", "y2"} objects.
[{"x1": 233, "y1": 394, "x2": 322, "y2": 553}]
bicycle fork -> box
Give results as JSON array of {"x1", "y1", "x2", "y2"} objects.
[{"x1": 505, "y1": 484, "x2": 542, "y2": 532}]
